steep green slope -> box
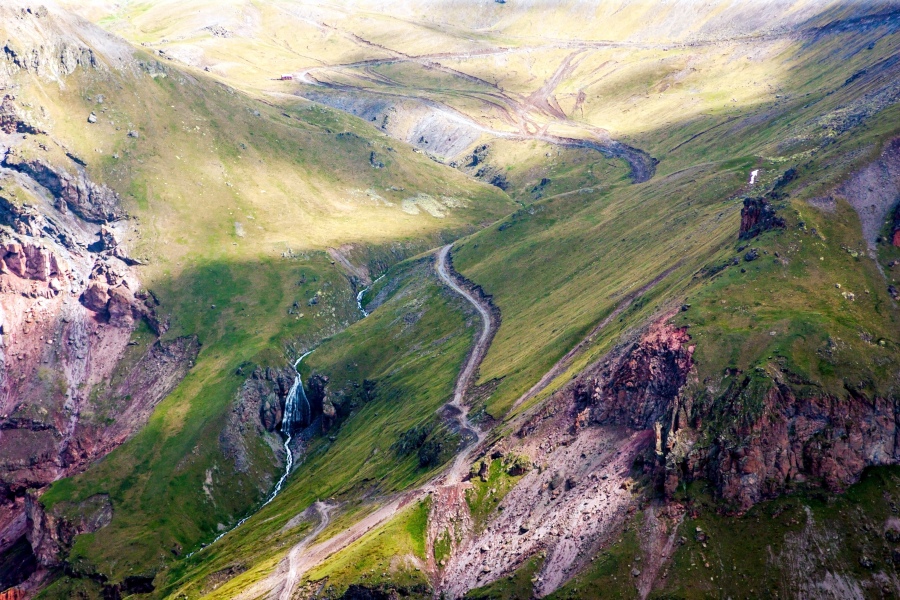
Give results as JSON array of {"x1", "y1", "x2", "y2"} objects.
[
  {"x1": 9, "y1": 16, "x2": 509, "y2": 590},
  {"x1": 13, "y1": 2, "x2": 900, "y2": 599},
  {"x1": 145, "y1": 255, "x2": 478, "y2": 599},
  {"x1": 452, "y1": 15, "x2": 900, "y2": 419}
]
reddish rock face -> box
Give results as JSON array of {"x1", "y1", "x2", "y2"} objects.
[
  {"x1": 892, "y1": 203, "x2": 900, "y2": 247},
  {"x1": 673, "y1": 385, "x2": 900, "y2": 510},
  {"x1": 559, "y1": 316, "x2": 900, "y2": 512},
  {"x1": 0, "y1": 588, "x2": 26, "y2": 600},
  {"x1": 81, "y1": 280, "x2": 110, "y2": 312},
  {"x1": 584, "y1": 322, "x2": 694, "y2": 431},
  {"x1": 2, "y1": 244, "x2": 26, "y2": 278},
  {"x1": 1, "y1": 242, "x2": 67, "y2": 288}
]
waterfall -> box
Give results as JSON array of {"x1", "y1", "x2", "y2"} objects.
[
  {"x1": 281, "y1": 351, "x2": 313, "y2": 436},
  {"x1": 187, "y1": 350, "x2": 313, "y2": 557},
  {"x1": 356, "y1": 274, "x2": 384, "y2": 318}
]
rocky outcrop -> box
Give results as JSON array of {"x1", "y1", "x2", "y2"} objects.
[
  {"x1": 79, "y1": 258, "x2": 161, "y2": 331},
  {"x1": 572, "y1": 322, "x2": 694, "y2": 431},
  {"x1": 0, "y1": 95, "x2": 40, "y2": 135},
  {"x1": 306, "y1": 374, "x2": 332, "y2": 430},
  {"x1": 739, "y1": 196, "x2": 785, "y2": 239},
  {"x1": 220, "y1": 366, "x2": 295, "y2": 474},
  {"x1": 25, "y1": 493, "x2": 111, "y2": 567},
  {"x1": 2, "y1": 153, "x2": 124, "y2": 223},
  {"x1": 664, "y1": 379, "x2": 900, "y2": 511},
  {"x1": 0, "y1": 106, "x2": 193, "y2": 576},
  {"x1": 0, "y1": 241, "x2": 64, "y2": 283},
  {"x1": 0, "y1": 1, "x2": 135, "y2": 87},
  {"x1": 555, "y1": 316, "x2": 900, "y2": 513}
]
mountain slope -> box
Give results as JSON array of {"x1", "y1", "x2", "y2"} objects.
[
  {"x1": 3, "y1": 1, "x2": 900, "y2": 599},
  {"x1": 0, "y1": 2, "x2": 509, "y2": 596}
]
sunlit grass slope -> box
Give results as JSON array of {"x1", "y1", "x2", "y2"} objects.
[
  {"x1": 144, "y1": 256, "x2": 478, "y2": 599},
  {"x1": 29, "y1": 1, "x2": 900, "y2": 597},
  {"x1": 452, "y1": 19, "x2": 900, "y2": 418},
  {"x1": 25, "y1": 36, "x2": 509, "y2": 587}
]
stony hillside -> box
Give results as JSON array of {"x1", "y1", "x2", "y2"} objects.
[{"x1": 1, "y1": 1, "x2": 900, "y2": 599}]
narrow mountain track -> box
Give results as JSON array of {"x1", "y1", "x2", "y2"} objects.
[
  {"x1": 435, "y1": 244, "x2": 497, "y2": 480},
  {"x1": 268, "y1": 244, "x2": 497, "y2": 599},
  {"x1": 278, "y1": 502, "x2": 333, "y2": 600}
]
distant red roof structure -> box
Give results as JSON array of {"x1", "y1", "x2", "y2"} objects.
[{"x1": 280, "y1": 74, "x2": 294, "y2": 80}]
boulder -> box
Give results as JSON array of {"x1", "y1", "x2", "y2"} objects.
[
  {"x1": 81, "y1": 281, "x2": 110, "y2": 313},
  {"x1": 2, "y1": 243, "x2": 26, "y2": 278},
  {"x1": 107, "y1": 285, "x2": 135, "y2": 328},
  {"x1": 22, "y1": 245, "x2": 50, "y2": 281}
]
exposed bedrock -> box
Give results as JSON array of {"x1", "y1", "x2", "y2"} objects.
[
  {"x1": 2, "y1": 153, "x2": 124, "y2": 224},
  {"x1": 221, "y1": 366, "x2": 296, "y2": 475},
  {"x1": 449, "y1": 309, "x2": 900, "y2": 596},
  {"x1": 564, "y1": 317, "x2": 900, "y2": 512},
  {"x1": 0, "y1": 94, "x2": 197, "y2": 580},
  {"x1": 739, "y1": 196, "x2": 786, "y2": 239}
]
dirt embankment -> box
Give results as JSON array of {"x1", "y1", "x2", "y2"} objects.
[{"x1": 433, "y1": 318, "x2": 693, "y2": 598}]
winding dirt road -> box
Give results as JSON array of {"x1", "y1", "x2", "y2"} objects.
[
  {"x1": 435, "y1": 244, "x2": 494, "y2": 474},
  {"x1": 278, "y1": 502, "x2": 333, "y2": 600},
  {"x1": 268, "y1": 244, "x2": 496, "y2": 600}
]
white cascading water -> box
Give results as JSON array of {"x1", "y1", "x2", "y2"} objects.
[
  {"x1": 189, "y1": 277, "x2": 383, "y2": 556},
  {"x1": 356, "y1": 275, "x2": 384, "y2": 318},
  {"x1": 281, "y1": 351, "x2": 313, "y2": 437},
  {"x1": 188, "y1": 351, "x2": 313, "y2": 556}
]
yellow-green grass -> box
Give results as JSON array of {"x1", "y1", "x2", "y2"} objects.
[
  {"x1": 298, "y1": 499, "x2": 432, "y2": 598},
  {"x1": 449, "y1": 20, "x2": 900, "y2": 419},
  {"x1": 28, "y1": 40, "x2": 508, "y2": 586},
  {"x1": 153, "y1": 257, "x2": 479, "y2": 598},
  {"x1": 25, "y1": 2, "x2": 900, "y2": 596}
]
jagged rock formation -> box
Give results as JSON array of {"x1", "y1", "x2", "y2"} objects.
[
  {"x1": 2, "y1": 153, "x2": 124, "y2": 223},
  {"x1": 547, "y1": 314, "x2": 900, "y2": 513},
  {"x1": 666, "y1": 383, "x2": 900, "y2": 510},
  {"x1": 574, "y1": 322, "x2": 694, "y2": 432},
  {"x1": 220, "y1": 366, "x2": 295, "y2": 474},
  {"x1": 0, "y1": 18, "x2": 199, "y2": 589},
  {"x1": 25, "y1": 493, "x2": 111, "y2": 567},
  {"x1": 739, "y1": 196, "x2": 785, "y2": 239},
  {"x1": 306, "y1": 374, "x2": 333, "y2": 431},
  {"x1": 0, "y1": 1, "x2": 134, "y2": 87}
]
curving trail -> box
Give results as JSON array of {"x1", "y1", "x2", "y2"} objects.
[
  {"x1": 278, "y1": 502, "x2": 333, "y2": 600},
  {"x1": 435, "y1": 244, "x2": 496, "y2": 479},
  {"x1": 270, "y1": 244, "x2": 496, "y2": 599}
]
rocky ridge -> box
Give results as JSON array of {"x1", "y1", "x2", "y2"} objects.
[{"x1": 0, "y1": 12, "x2": 199, "y2": 594}]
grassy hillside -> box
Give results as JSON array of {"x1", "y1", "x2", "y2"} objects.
[
  {"x1": 145, "y1": 255, "x2": 479, "y2": 599},
  {"x1": 14, "y1": 20, "x2": 509, "y2": 588},
  {"x1": 16, "y1": 1, "x2": 900, "y2": 598},
  {"x1": 451, "y1": 16, "x2": 900, "y2": 419}
]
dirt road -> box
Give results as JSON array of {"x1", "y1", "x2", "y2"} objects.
[
  {"x1": 278, "y1": 502, "x2": 333, "y2": 600},
  {"x1": 269, "y1": 244, "x2": 495, "y2": 599}
]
